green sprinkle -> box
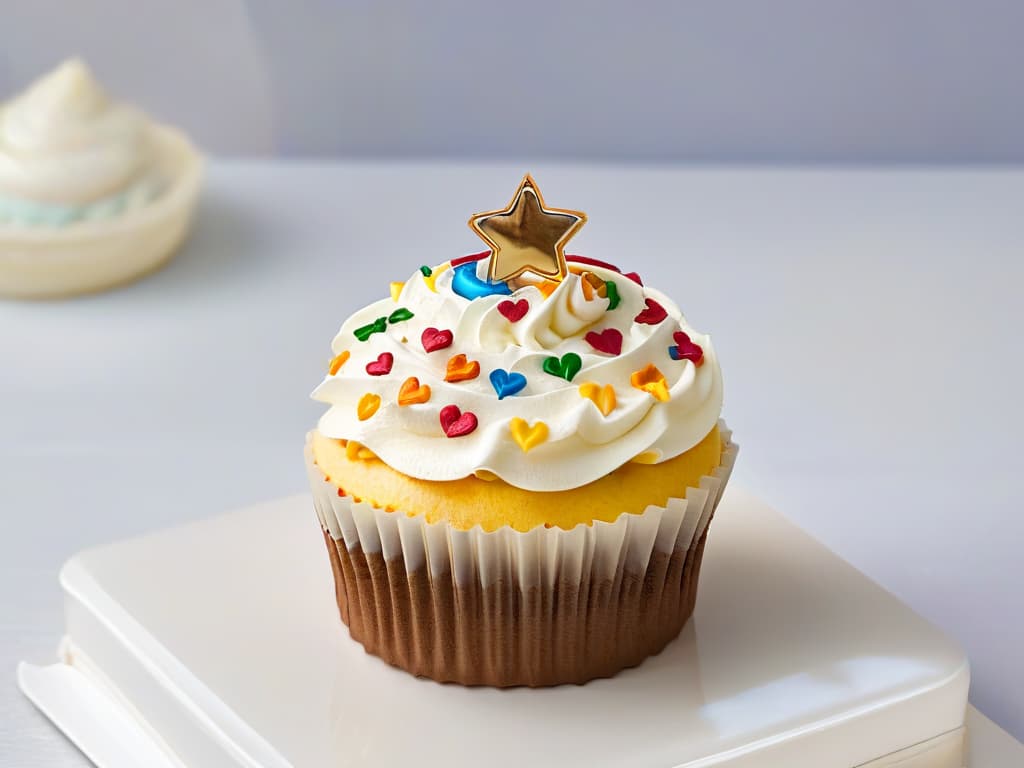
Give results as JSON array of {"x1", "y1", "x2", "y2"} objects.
[
  {"x1": 542, "y1": 352, "x2": 583, "y2": 382},
  {"x1": 388, "y1": 307, "x2": 415, "y2": 324},
  {"x1": 354, "y1": 317, "x2": 388, "y2": 342},
  {"x1": 605, "y1": 281, "x2": 621, "y2": 310},
  {"x1": 419, "y1": 265, "x2": 433, "y2": 277}
]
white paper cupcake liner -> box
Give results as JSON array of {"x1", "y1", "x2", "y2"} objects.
[
  {"x1": 307, "y1": 422, "x2": 736, "y2": 587},
  {"x1": 306, "y1": 422, "x2": 737, "y2": 686}
]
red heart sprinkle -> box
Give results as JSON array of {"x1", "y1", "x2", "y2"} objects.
[
  {"x1": 365, "y1": 352, "x2": 394, "y2": 375},
  {"x1": 673, "y1": 331, "x2": 704, "y2": 365},
  {"x1": 623, "y1": 271, "x2": 644, "y2": 285},
  {"x1": 634, "y1": 298, "x2": 667, "y2": 325},
  {"x1": 421, "y1": 327, "x2": 453, "y2": 353},
  {"x1": 497, "y1": 299, "x2": 529, "y2": 323},
  {"x1": 439, "y1": 404, "x2": 478, "y2": 438},
  {"x1": 584, "y1": 328, "x2": 623, "y2": 356}
]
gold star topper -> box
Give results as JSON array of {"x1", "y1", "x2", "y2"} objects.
[{"x1": 469, "y1": 174, "x2": 587, "y2": 283}]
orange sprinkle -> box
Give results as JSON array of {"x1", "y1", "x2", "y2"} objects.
[{"x1": 328, "y1": 350, "x2": 351, "y2": 375}]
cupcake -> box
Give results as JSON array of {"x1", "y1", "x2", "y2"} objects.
[
  {"x1": 307, "y1": 175, "x2": 736, "y2": 686},
  {"x1": 0, "y1": 59, "x2": 202, "y2": 298}
]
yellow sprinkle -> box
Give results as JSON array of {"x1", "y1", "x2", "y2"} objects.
[
  {"x1": 345, "y1": 439, "x2": 378, "y2": 461},
  {"x1": 356, "y1": 393, "x2": 381, "y2": 421},
  {"x1": 389, "y1": 282, "x2": 405, "y2": 302},
  {"x1": 630, "y1": 364, "x2": 671, "y2": 402},
  {"x1": 578, "y1": 382, "x2": 616, "y2": 416},
  {"x1": 423, "y1": 262, "x2": 449, "y2": 293},
  {"x1": 509, "y1": 417, "x2": 549, "y2": 453}
]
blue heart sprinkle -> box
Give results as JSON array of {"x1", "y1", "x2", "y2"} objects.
[
  {"x1": 668, "y1": 345, "x2": 682, "y2": 360},
  {"x1": 489, "y1": 369, "x2": 527, "y2": 399}
]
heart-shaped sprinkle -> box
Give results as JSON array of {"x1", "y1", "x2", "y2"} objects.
[
  {"x1": 328, "y1": 350, "x2": 350, "y2": 375},
  {"x1": 624, "y1": 271, "x2": 643, "y2": 286},
  {"x1": 445, "y1": 353, "x2": 481, "y2": 382},
  {"x1": 489, "y1": 369, "x2": 527, "y2": 399},
  {"x1": 669, "y1": 331, "x2": 704, "y2": 365},
  {"x1": 357, "y1": 393, "x2": 381, "y2": 421},
  {"x1": 398, "y1": 376, "x2": 431, "y2": 406},
  {"x1": 354, "y1": 316, "x2": 387, "y2": 342},
  {"x1": 584, "y1": 328, "x2": 623, "y2": 356},
  {"x1": 421, "y1": 327, "x2": 454, "y2": 353},
  {"x1": 605, "y1": 281, "x2": 621, "y2": 310},
  {"x1": 365, "y1": 352, "x2": 394, "y2": 376},
  {"x1": 440, "y1": 404, "x2": 478, "y2": 438},
  {"x1": 497, "y1": 299, "x2": 529, "y2": 322},
  {"x1": 542, "y1": 352, "x2": 582, "y2": 382},
  {"x1": 634, "y1": 298, "x2": 667, "y2": 325},
  {"x1": 509, "y1": 417, "x2": 549, "y2": 453},
  {"x1": 578, "y1": 382, "x2": 617, "y2": 416},
  {"x1": 388, "y1": 307, "x2": 414, "y2": 324},
  {"x1": 630, "y1": 363, "x2": 670, "y2": 402}
]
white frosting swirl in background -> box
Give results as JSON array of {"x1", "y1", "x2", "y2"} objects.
[
  {"x1": 0, "y1": 59, "x2": 164, "y2": 226},
  {"x1": 313, "y1": 260, "x2": 724, "y2": 492}
]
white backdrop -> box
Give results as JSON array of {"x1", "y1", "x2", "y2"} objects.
[{"x1": 1, "y1": 0, "x2": 1022, "y2": 161}]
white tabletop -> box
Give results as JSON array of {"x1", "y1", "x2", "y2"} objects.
[{"x1": 2, "y1": 162, "x2": 1022, "y2": 764}]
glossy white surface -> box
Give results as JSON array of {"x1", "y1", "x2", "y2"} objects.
[
  {"x1": 31, "y1": 491, "x2": 966, "y2": 767},
  {"x1": 3, "y1": 163, "x2": 1023, "y2": 762}
]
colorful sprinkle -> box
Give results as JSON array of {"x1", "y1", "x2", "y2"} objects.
[
  {"x1": 578, "y1": 382, "x2": 616, "y2": 416},
  {"x1": 624, "y1": 271, "x2": 643, "y2": 286},
  {"x1": 328, "y1": 350, "x2": 350, "y2": 375},
  {"x1": 423, "y1": 263, "x2": 447, "y2": 293},
  {"x1": 669, "y1": 331, "x2": 704, "y2": 365},
  {"x1": 445, "y1": 353, "x2": 481, "y2": 382},
  {"x1": 388, "y1": 307, "x2": 414, "y2": 324},
  {"x1": 584, "y1": 328, "x2": 623, "y2": 356},
  {"x1": 509, "y1": 418, "x2": 549, "y2": 453},
  {"x1": 354, "y1": 317, "x2": 387, "y2": 342},
  {"x1": 497, "y1": 298, "x2": 529, "y2": 322},
  {"x1": 542, "y1": 352, "x2": 582, "y2": 382},
  {"x1": 389, "y1": 282, "x2": 404, "y2": 302},
  {"x1": 398, "y1": 376, "x2": 431, "y2": 406},
  {"x1": 579, "y1": 271, "x2": 608, "y2": 302},
  {"x1": 419, "y1": 265, "x2": 433, "y2": 277},
  {"x1": 634, "y1": 298, "x2": 668, "y2": 325},
  {"x1": 605, "y1": 281, "x2": 621, "y2": 310},
  {"x1": 630, "y1": 363, "x2": 670, "y2": 402},
  {"x1": 534, "y1": 281, "x2": 559, "y2": 299},
  {"x1": 440, "y1": 404, "x2": 478, "y2": 438},
  {"x1": 421, "y1": 327, "x2": 454, "y2": 353},
  {"x1": 489, "y1": 369, "x2": 527, "y2": 399},
  {"x1": 357, "y1": 393, "x2": 381, "y2": 421},
  {"x1": 345, "y1": 439, "x2": 377, "y2": 460},
  {"x1": 365, "y1": 352, "x2": 394, "y2": 376},
  {"x1": 451, "y1": 261, "x2": 512, "y2": 300}
]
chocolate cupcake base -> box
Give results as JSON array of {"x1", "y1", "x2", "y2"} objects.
[{"x1": 323, "y1": 526, "x2": 710, "y2": 687}]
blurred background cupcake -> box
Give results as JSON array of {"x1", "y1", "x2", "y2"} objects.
[{"x1": 0, "y1": 59, "x2": 202, "y2": 299}]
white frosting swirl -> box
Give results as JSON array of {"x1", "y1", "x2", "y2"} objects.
[
  {"x1": 313, "y1": 259, "x2": 723, "y2": 491},
  {"x1": 0, "y1": 59, "x2": 164, "y2": 226}
]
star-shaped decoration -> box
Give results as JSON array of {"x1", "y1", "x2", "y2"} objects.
[{"x1": 469, "y1": 174, "x2": 586, "y2": 283}]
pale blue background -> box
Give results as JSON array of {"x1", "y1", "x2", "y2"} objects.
[{"x1": 1, "y1": 0, "x2": 1022, "y2": 161}]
